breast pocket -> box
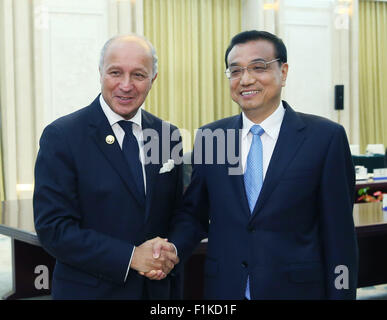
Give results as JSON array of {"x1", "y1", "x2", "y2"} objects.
[{"x1": 156, "y1": 168, "x2": 176, "y2": 190}]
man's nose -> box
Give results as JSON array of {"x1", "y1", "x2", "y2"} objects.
[
  {"x1": 239, "y1": 68, "x2": 256, "y2": 86},
  {"x1": 119, "y1": 75, "x2": 134, "y2": 91}
]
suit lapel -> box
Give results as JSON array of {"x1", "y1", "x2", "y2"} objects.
[
  {"x1": 252, "y1": 102, "x2": 307, "y2": 217},
  {"x1": 141, "y1": 110, "x2": 162, "y2": 220},
  {"x1": 87, "y1": 96, "x2": 145, "y2": 209},
  {"x1": 226, "y1": 114, "x2": 252, "y2": 219}
]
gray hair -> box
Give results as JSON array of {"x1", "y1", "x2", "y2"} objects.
[{"x1": 99, "y1": 34, "x2": 158, "y2": 77}]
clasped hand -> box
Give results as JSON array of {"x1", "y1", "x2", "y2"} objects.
[{"x1": 131, "y1": 237, "x2": 179, "y2": 280}]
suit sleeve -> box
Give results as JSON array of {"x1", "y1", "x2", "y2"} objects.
[
  {"x1": 169, "y1": 132, "x2": 209, "y2": 264},
  {"x1": 33, "y1": 124, "x2": 133, "y2": 285},
  {"x1": 318, "y1": 125, "x2": 358, "y2": 299}
]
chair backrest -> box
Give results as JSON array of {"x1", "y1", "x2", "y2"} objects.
[
  {"x1": 183, "y1": 151, "x2": 192, "y2": 165},
  {"x1": 366, "y1": 144, "x2": 385, "y2": 155},
  {"x1": 183, "y1": 152, "x2": 192, "y2": 190}
]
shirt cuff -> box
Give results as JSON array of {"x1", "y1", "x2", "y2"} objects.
[
  {"x1": 171, "y1": 243, "x2": 178, "y2": 257},
  {"x1": 124, "y1": 246, "x2": 136, "y2": 282}
]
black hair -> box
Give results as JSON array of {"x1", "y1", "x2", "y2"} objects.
[{"x1": 224, "y1": 30, "x2": 287, "y2": 68}]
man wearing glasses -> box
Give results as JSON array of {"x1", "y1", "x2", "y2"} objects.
[{"x1": 148, "y1": 30, "x2": 358, "y2": 299}]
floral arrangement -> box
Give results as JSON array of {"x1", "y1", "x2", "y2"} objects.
[{"x1": 357, "y1": 187, "x2": 383, "y2": 203}]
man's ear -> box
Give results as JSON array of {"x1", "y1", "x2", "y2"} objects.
[
  {"x1": 281, "y1": 63, "x2": 288, "y2": 87},
  {"x1": 151, "y1": 73, "x2": 158, "y2": 84}
]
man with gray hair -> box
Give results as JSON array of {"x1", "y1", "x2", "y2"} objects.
[{"x1": 33, "y1": 34, "x2": 182, "y2": 299}]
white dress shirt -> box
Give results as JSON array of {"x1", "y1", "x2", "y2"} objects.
[{"x1": 241, "y1": 102, "x2": 286, "y2": 178}]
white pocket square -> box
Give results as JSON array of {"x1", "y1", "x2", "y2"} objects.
[{"x1": 159, "y1": 159, "x2": 175, "y2": 174}]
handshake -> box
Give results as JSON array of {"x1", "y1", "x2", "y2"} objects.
[{"x1": 131, "y1": 237, "x2": 179, "y2": 280}]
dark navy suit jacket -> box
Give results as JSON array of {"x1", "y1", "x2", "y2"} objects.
[
  {"x1": 169, "y1": 101, "x2": 358, "y2": 299},
  {"x1": 33, "y1": 95, "x2": 183, "y2": 299}
]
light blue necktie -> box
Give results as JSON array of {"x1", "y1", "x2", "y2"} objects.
[{"x1": 244, "y1": 124, "x2": 264, "y2": 300}]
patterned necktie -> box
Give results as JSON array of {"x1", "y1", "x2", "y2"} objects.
[
  {"x1": 118, "y1": 120, "x2": 145, "y2": 201},
  {"x1": 244, "y1": 124, "x2": 264, "y2": 300},
  {"x1": 244, "y1": 124, "x2": 265, "y2": 213}
]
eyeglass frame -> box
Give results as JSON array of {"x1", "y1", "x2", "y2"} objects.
[{"x1": 224, "y1": 58, "x2": 281, "y2": 80}]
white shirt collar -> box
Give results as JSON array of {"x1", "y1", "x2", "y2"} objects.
[
  {"x1": 242, "y1": 101, "x2": 285, "y2": 140},
  {"x1": 99, "y1": 94, "x2": 142, "y2": 129}
]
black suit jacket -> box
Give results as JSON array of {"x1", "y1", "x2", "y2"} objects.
[
  {"x1": 33, "y1": 95, "x2": 183, "y2": 299},
  {"x1": 169, "y1": 101, "x2": 358, "y2": 299}
]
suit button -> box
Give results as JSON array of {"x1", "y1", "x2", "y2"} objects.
[{"x1": 242, "y1": 261, "x2": 248, "y2": 268}]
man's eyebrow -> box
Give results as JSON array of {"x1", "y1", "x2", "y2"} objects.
[
  {"x1": 229, "y1": 58, "x2": 266, "y2": 67},
  {"x1": 132, "y1": 68, "x2": 149, "y2": 73},
  {"x1": 250, "y1": 58, "x2": 267, "y2": 63},
  {"x1": 105, "y1": 65, "x2": 148, "y2": 74},
  {"x1": 105, "y1": 65, "x2": 121, "y2": 70}
]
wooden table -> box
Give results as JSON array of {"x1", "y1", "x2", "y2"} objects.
[
  {"x1": 0, "y1": 200, "x2": 55, "y2": 299},
  {"x1": 353, "y1": 202, "x2": 387, "y2": 287},
  {"x1": 1, "y1": 200, "x2": 387, "y2": 299}
]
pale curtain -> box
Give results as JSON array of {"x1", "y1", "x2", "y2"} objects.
[
  {"x1": 359, "y1": 0, "x2": 387, "y2": 153},
  {"x1": 108, "y1": 0, "x2": 144, "y2": 35},
  {"x1": 143, "y1": 0, "x2": 242, "y2": 150},
  {"x1": 0, "y1": 0, "x2": 41, "y2": 201},
  {"x1": 0, "y1": 111, "x2": 4, "y2": 203}
]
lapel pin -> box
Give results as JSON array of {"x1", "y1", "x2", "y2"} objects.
[{"x1": 105, "y1": 135, "x2": 115, "y2": 144}]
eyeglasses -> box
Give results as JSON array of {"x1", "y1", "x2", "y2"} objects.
[{"x1": 225, "y1": 58, "x2": 280, "y2": 80}]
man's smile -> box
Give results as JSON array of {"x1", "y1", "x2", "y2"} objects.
[{"x1": 240, "y1": 90, "x2": 261, "y2": 97}]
